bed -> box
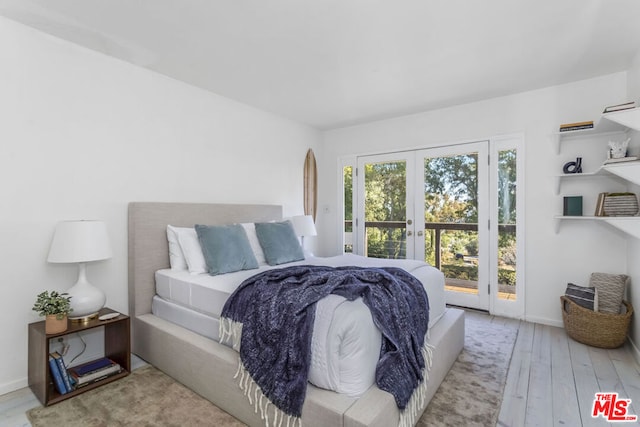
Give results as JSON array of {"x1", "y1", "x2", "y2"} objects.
[{"x1": 128, "y1": 202, "x2": 464, "y2": 427}]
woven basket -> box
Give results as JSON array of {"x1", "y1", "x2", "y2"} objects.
[{"x1": 560, "y1": 296, "x2": 633, "y2": 348}]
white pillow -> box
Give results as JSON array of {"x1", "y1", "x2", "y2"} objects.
[
  {"x1": 240, "y1": 223, "x2": 267, "y2": 266},
  {"x1": 166, "y1": 225, "x2": 188, "y2": 270},
  {"x1": 169, "y1": 225, "x2": 207, "y2": 275}
]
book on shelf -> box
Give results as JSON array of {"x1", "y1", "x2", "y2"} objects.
[
  {"x1": 68, "y1": 358, "x2": 122, "y2": 385},
  {"x1": 603, "y1": 156, "x2": 639, "y2": 165},
  {"x1": 559, "y1": 120, "x2": 594, "y2": 132},
  {"x1": 50, "y1": 351, "x2": 72, "y2": 393},
  {"x1": 563, "y1": 196, "x2": 583, "y2": 216},
  {"x1": 594, "y1": 192, "x2": 607, "y2": 216},
  {"x1": 603, "y1": 101, "x2": 636, "y2": 114},
  {"x1": 70, "y1": 357, "x2": 114, "y2": 376},
  {"x1": 48, "y1": 355, "x2": 68, "y2": 395},
  {"x1": 73, "y1": 372, "x2": 119, "y2": 389}
]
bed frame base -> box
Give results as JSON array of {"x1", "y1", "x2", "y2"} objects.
[{"x1": 133, "y1": 308, "x2": 463, "y2": 427}]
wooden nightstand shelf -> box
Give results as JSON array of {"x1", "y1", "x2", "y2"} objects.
[{"x1": 28, "y1": 307, "x2": 131, "y2": 406}]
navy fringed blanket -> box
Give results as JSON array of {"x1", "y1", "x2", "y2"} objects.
[{"x1": 220, "y1": 265, "x2": 430, "y2": 423}]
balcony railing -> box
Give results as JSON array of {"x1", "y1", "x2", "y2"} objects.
[{"x1": 344, "y1": 220, "x2": 515, "y2": 269}]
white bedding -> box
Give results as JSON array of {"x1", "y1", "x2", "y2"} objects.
[{"x1": 153, "y1": 254, "x2": 446, "y2": 397}]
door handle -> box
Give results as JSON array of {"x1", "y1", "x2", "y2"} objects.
[
  {"x1": 407, "y1": 230, "x2": 413, "y2": 236},
  {"x1": 417, "y1": 230, "x2": 424, "y2": 236}
]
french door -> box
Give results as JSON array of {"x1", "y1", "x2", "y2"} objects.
[{"x1": 353, "y1": 136, "x2": 523, "y2": 316}]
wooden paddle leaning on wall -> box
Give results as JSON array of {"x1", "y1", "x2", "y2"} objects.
[{"x1": 304, "y1": 148, "x2": 317, "y2": 222}]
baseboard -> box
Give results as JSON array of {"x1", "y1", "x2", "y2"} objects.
[
  {"x1": 627, "y1": 337, "x2": 640, "y2": 365},
  {"x1": 524, "y1": 315, "x2": 563, "y2": 328},
  {"x1": 0, "y1": 377, "x2": 27, "y2": 396}
]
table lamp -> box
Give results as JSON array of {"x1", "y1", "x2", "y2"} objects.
[
  {"x1": 291, "y1": 215, "x2": 317, "y2": 249},
  {"x1": 47, "y1": 220, "x2": 112, "y2": 321}
]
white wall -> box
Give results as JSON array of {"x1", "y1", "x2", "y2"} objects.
[
  {"x1": 625, "y1": 49, "x2": 640, "y2": 360},
  {"x1": 0, "y1": 17, "x2": 320, "y2": 394},
  {"x1": 319, "y1": 73, "x2": 631, "y2": 329}
]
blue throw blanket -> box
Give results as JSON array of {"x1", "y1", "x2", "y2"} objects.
[{"x1": 220, "y1": 265, "x2": 430, "y2": 420}]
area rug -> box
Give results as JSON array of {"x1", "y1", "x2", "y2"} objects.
[
  {"x1": 28, "y1": 312, "x2": 518, "y2": 427},
  {"x1": 27, "y1": 365, "x2": 245, "y2": 427},
  {"x1": 418, "y1": 312, "x2": 519, "y2": 426}
]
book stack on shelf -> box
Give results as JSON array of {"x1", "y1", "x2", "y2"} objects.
[
  {"x1": 48, "y1": 354, "x2": 122, "y2": 394},
  {"x1": 69, "y1": 358, "x2": 122, "y2": 389},
  {"x1": 603, "y1": 101, "x2": 636, "y2": 114},
  {"x1": 559, "y1": 120, "x2": 594, "y2": 132}
]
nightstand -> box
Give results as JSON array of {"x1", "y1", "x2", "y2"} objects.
[{"x1": 28, "y1": 307, "x2": 130, "y2": 406}]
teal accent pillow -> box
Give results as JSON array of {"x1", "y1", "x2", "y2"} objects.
[
  {"x1": 255, "y1": 221, "x2": 305, "y2": 266},
  {"x1": 195, "y1": 224, "x2": 259, "y2": 275}
]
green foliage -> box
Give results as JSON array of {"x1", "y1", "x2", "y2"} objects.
[
  {"x1": 440, "y1": 264, "x2": 516, "y2": 286},
  {"x1": 498, "y1": 149, "x2": 517, "y2": 224},
  {"x1": 424, "y1": 154, "x2": 478, "y2": 223},
  {"x1": 356, "y1": 148, "x2": 518, "y2": 285},
  {"x1": 343, "y1": 166, "x2": 353, "y2": 223},
  {"x1": 498, "y1": 269, "x2": 516, "y2": 287},
  {"x1": 32, "y1": 291, "x2": 72, "y2": 319},
  {"x1": 364, "y1": 161, "x2": 407, "y2": 258},
  {"x1": 442, "y1": 264, "x2": 478, "y2": 281}
]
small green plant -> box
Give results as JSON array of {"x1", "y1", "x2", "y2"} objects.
[{"x1": 32, "y1": 291, "x2": 72, "y2": 320}]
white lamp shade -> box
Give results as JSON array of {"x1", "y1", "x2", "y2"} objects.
[
  {"x1": 291, "y1": 215, "x2": 317, "y2": 237},
  {"x1": 47, "y1": 220, "x2": 112, "y2": 319},
  {"x1": 48, "y1": 220, "x2": 112, "y2": 263}
]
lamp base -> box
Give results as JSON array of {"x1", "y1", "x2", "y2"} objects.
[
  {"x1": 67, "y1": 263, "x2": 106, "y2": 321},
  {"x1": 69, "y1": 312, "x2": 100, "y2": 323}
]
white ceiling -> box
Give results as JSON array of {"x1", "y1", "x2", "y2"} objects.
[{"x1": 2, "y1": 0, "x2": 640, "y2": 130}]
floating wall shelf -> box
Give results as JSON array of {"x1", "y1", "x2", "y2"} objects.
[
  {"x1": 602, "y1": 107, "x2": 640, "y2": 131},
  {"x1": 602, "y1": 162, "x2": 640, "y2": 186},
  {"x1": 554, "y1": 215, "x2": 640, "y2": 239},
  {"x1": 553, "y1": 107, "x2": 640, "y2": 239},
  {"x1": 550, "y1": 119, "x2": 626, "y2": 154},
  {"x1": 553, "y1": 162, "x2": 640, "y2": 195}
]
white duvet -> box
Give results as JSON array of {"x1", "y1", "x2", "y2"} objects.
[{"x1": 154, "y1": 254, "x2": 445, "y2": 397}]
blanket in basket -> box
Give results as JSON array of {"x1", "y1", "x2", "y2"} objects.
[{"x1": 220, "y1": 265, "x2": 430, "y2": 427}]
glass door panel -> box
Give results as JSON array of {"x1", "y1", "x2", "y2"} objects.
[
  {"x1": 343, "y1": 165, "x2": 354, "y2": 253},
  {"x1": 497, "y1": 149, "x2": 517, "y2": 301},
  {"x1": 491, "y1": 135, "x2": 524, "y2": 319},
  {"x1": 356, "y1": 153, "x2": 414, "y2": 260},
  {"x1": 416, "y1": 142, "x2": 489, "y2": 310}
]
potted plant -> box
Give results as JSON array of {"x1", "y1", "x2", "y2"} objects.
[{"x1": 32, "y1": 291, "x2": 72, "y2": 334}]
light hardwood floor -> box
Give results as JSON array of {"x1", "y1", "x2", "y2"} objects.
[
  {"x1": 496, "y1": 313, "x2": 640, "y2": 426},
  {"x1": 1, "y1": 313, "x2": 638, "y2": 427}
]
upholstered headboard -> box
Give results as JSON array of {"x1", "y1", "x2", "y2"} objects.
[{"x1": 127, "y1": 202, "x2": 283, "y2": 318}]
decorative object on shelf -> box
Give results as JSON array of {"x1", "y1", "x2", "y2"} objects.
[
  {"x1": 563, "y1": 196, "x2": 583, "y2": 216},
  {"x1": 562, "y1": 157, "x2": 583, "y2": 174},
  {"x1": 603, "y1": 192, "x2": 639, "y2": 216},
  {"x1": 32, "y1": 290, "x2": 72, "y2": 334},
  {"x1": 607, "y1": 137, "x2": 630, "y2": 159},
  {"x1": 48, "y1": 220, "x2": 113, "y2": 322}
]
